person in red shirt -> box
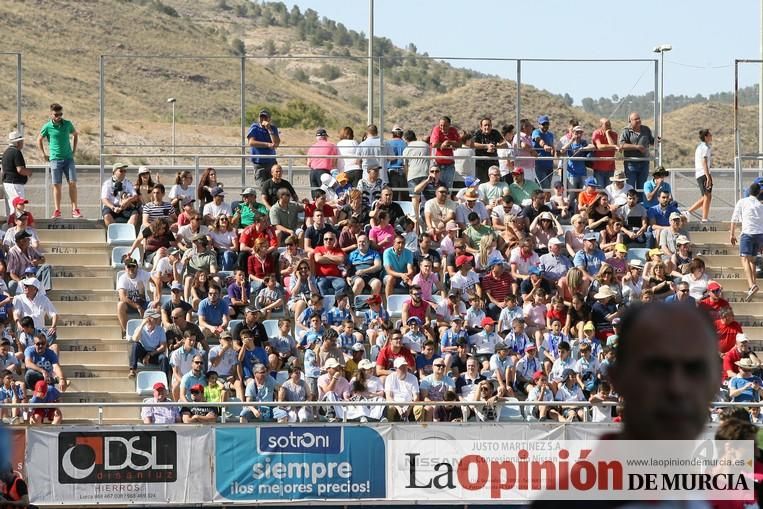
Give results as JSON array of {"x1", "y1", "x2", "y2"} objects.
[
  {"x1": 237, "y1": 213, "x2": 278, "y2": 273},
  {"x1": 311, "y1": 232, "x2": 347, "y2": 296},
  {"x1": 375, "y1": 331, "x2": 415, "y2": 382},
  {"x1": 590, "y1": 118, "x2": 619, "y2": 187},
  {"x1": 698, "y1": 280, "x2": 730, "y2": 321},
  {"x1": 429, "y1": 116, "x2": 460, "y2": 188},
  {"x1": 715, "y1": 307, "x2": 744, "y2": 354},
  {"x1": 722, "y1": 333, "x2": 761, "y2": 381},
  {"x1": 481, "y1": 260, "x2": 514, "y2": 320},
  {"x1": 304, "y1": 189, "x2": 335, "y2": 227}
]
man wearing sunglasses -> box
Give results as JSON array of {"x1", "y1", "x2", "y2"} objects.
[
  {"x1": 180, "y1": 383, "x2": 218, "y2": 424},
  {"x1": 37, "y1": 103, "x2": 81, "y2": 219},
  {"x1": 179, "y1": 355, "x2": 207, "y2": 403}
]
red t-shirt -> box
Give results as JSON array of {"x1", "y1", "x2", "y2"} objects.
[
  {"x1": 313, "y1": 246, "x2": 344, "y2": 278},
  {"x1": 591, "y1": 128, "x2": 617, "y2": 172},
  {"x1": 304, "y1": 203, "x2": 335, "y2": 222},
  {"x1": 698, "y1": 297, "x2": 730, "y2": 322},
  {"x1": 239, "y1": 225, "x2": 279, "y2": 250},
  {"x1": 715, "y1": 318, "x2": 743, "y2": 354},
  {"x1": 721, "y1": 348, "x2": 743, "y2": 381},
  {"x1": 430, "y1": 125, "x2": 460, "y2": 166},
  {"x1": 375, "y1": 345, "x2": 415, "y2": 371},
  {"x1": 546, "y1": 307, "x2": 568, "y2": 326}
]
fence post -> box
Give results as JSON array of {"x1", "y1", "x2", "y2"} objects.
[{"x1": 98, "y1": 405, "x2": 104, "y2": 425}]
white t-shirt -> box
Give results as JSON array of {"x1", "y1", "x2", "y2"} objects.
[
  {"x1": 208, "y1": 345, "x2": 239, "y2": 377},
  {"x1": 176, "y1": 224, "x2": 209, "y2": 247},
  {"x1": 336, "y1": 139, "x2": 361, "y2": 172},
  {"x1": 384, "y1": 372, "x2": 419, "y2": 402},
  {"x1": 453, "y1": 147, "x2": 475, "y2": 180},
  {"x1": 208, "y1": 230, "x2": 237, "y2": 250},
  {"x1": 694, "y1": 142, "x2": 711, "y2": 178},
  {"x1": 152, "y1": 256, "x2": 184, "y2": 280},
  {"x1": 170, "y1": 347, "x2": 201, "y2": 377},
  {"x1": 168, "y1": 184, "x2": 196, "y2": 202},
  {"x1": 731, "y1": 196, "x2": 763, "y2": 235},
  {"x1": 12, "y1": 294, "x2": 57, "y2": 330},
  {"x1": 449, "y1": 270, "x2": 481, "y2": 302},
  {"x1": 202, "y1": 201, "x2": 232, "y2": 220},
  {"x1": 497, "y1": 147, "x2": 515, "y2": 176},
  {"x1": 116, "y1": 269, "x2": 151, "y2": 302},
  {"x1": 100, "y1": 178, "x2": 137, "y2": 207}
]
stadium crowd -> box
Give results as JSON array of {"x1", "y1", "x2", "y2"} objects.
[{"x1": 4, "y1": 105, "x2": 763, "y2": 426}]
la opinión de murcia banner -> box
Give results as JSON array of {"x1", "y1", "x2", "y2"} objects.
[{"x1": 387, "y1": 440, "x2": 754, "y2": 502}]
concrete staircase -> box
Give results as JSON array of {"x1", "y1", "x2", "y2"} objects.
[{"x1": 38, "y1": 219, "x2": 142, "y2": 424}]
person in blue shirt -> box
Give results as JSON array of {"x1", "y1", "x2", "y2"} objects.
[
  {"x1": 24, "y1": 331, "x2": 67, "y2": 390},
  {"x1": 728, "y1": 358, "x2": 763, "y2": 403},
  {"x1": 572, "y1": 232, "x2": 606, "y2": 281},
  {"x1": 197, "y1": 285, "x2": 230, "y2": 339},
  {"x1": 385, "y1": 126, "x2": 407, "y2": 199},
  {"x1": 179, "y1": 354, "x2": 208, "y2": 402},
  {"x1": 560, "y1": 126, "x2": 594, "y2": 190},
  {"x1": 532, "y1": 116, "x2": 556, "y2": 188},
  {"x1": 348, "y1": 236, "x2": 383, "y2": 296},
  {"x1": 325, "y1": 292, "x2": 353, "y2": 330},
  {"x1": 238, "y1": 331, "x2": 268, "y2": 384},
  {"x1": 382, "y1": 234, "x2": 415, "y2": 298},
  {"x1": 642, "y1": 166, "x2": 671, "y2": 208},
  {"x1": 646, "y1": 189, "x2": 679, "y2": 248},
  {"x1": 246, "y1": 109, "x2": 281, "y2": 188},
  {"x1": 239, "y1": 363, "x2": 277, "y2": 422}
]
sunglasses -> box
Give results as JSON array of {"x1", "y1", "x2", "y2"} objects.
[
  {"x1": 190, "y1": 390, "x2": 202, "y2": 395},
  {"x1": 34, "y1": 342, "x2": 46, "y2": 347},
  {"x1": 433, "y1": 364, "x2": 445, "y2": 367},
  {"x1": 193, "y1": 360, "x2": 203, "y2": 364}
]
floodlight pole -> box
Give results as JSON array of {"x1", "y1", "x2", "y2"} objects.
[
  {"x1": 367, "y1": 0, "x2": 374, "y2": 126},
  {"x1": 653, "y1": 44, "x2": 672, "y2": 167}
]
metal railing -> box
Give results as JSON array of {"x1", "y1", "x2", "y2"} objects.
[{"x1": 0, "y1": 399, "x2": 751, "y2": 426}]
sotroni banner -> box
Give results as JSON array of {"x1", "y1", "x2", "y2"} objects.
[
  {"x1": 215, "y1": 425, "x2": 386, "y2": 502},
  {"x1": 26, "y1": 426, "x2": 213, "y2": 505}
]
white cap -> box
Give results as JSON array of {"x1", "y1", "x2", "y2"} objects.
[
  {"x1": 320, "y1": 173, "x2": 336, "y2": 187},
  {"x1": 393, "y1": 357, "x2": 409, "y2": 369},
  {"x1": 21, "y1": 277, "x2": 41, "y2": 290}
]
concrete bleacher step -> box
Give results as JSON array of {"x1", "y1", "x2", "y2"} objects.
[
  {"x1": 58, "y1": 326, "x2": 122, "y2": 340},
  {"x1": 48, "y1": 289, "x2": 119, "y2": 302},
  {"x1": 68, "y1": 377, "x2": 137, "y2": 393},
  {"x1": 59, "y1": 314, "x2": 120, "y2": 327},
  {"x1": 37, "y1": 228, "x2": 105, "y2": 243},
  {"x1": 686, "y1": 231, "x2": 733, "y2": 244},
  {"x1": 46, "y1": 252, "x2": 108, "y2": 265},
  {"x1": 63, "y1": 364, "x2": 130, "y2": 378},
  {"x1": 58, "y1": 339, "x2": 129, "y2": 352},
  {"x1": 742, "y1": 327, "x2": 763, "y2": 341},
  {"x1": 54, "y1": 301, "x2": 119, "y2": 314},
  {"x1": 697, "y1": 255, "x2": 750, "y2": 268},
  {"x1": 60, "y1": 351, "x2": 128, "y2": 365},
  {"x1": 51, "y1": 277, "x2": 114, "y2": 291},
  {"x1": 686, "y1": 222, "x2": 730, "y2": 232},
  {"x1": 52, "y1": 266, "x2": 115, "y2": 279}
]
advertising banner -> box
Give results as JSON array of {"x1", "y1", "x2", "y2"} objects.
[
  {"x1": 387, "y1": 439, "x2": 753, "y2": 502},
  {"x1": 215, "y1": 425, "x2": 386, "y2": 502},
  {"x1": 27, "y1": 426, "x2": 213, "y2": 505}
]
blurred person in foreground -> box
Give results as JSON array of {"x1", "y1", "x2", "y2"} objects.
[{"x1": 532, "y1": 302, "x2": 721, "y2": 508}]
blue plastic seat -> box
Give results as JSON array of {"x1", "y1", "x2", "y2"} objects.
[
  {"x1": 107, "y1": 223, "x2": 136, "y2": 246},
  {"x1": 111, "y1": 247, "x2": 140, "y2": 269},
  {"x1": 136, "y1": 371, "x2": 168, "y2": 396}
]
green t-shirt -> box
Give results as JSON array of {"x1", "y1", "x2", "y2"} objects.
[
  {"x1": 509, "y1": 180, "x2": 540, "y2": 205},
  {"x1": 204, "y1": 384, "x2": 224, "y2": 403},
  {"x1": 237, "y1": 202, "x2": 268, "y2": 228},
  {"x1": 40, "y1": 119, "x2": 76, "y2": 160}
]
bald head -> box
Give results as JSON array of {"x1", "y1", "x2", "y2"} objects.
[{"x1": 611, "y1": 303, "x2": 719, "y2": 441}]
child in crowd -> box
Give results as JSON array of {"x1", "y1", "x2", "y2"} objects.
[
  {"x1": 497, "y1": 294, "x2": 523, "y2": 335},
  {"x1": 465, "y1": 295, "x2": 486, "y2": 334},
  {"x1": 0, "y1": 370, "x2": 25, "y2": 423},
  {"x1": 270, "y1": 318, "x2": 298, "y2": 367},
  {"x1": 402, "y1": 316, "x2": 427, "y2": 353},
  {"x1": 255, "y1": 276, "x2": 284, "y2": 319}
]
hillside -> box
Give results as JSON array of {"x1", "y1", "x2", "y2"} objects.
[{"x1": 0, "y1": 0, "x2": 749, "y2": 168}]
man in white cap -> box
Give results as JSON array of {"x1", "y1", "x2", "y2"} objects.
[
  {"x1": 1, "y1": 130, "x2": 31, "y2": 216},
  {"x1": 307, "y1": 128, "x2": 338, "y2": 188},
  {"x1": 13, "y1": 277, "x2": 58, "y2": 343},
  {"x1": 384, "y1": 356, "x2": 420, "y2": 421},
  {"x1": 100, "y1": 162, "x2": 141, "y2": 227},
  {"x1": 604, "y1": 169, "x2": 633, "y2": 208},
  {"x1": 538, "y1": 236, "x2": 572, "y2": 283},
  {"x1": 317, "y1": 357, "x2": 349, "y2": 422},
  {"x1": 319, "y1": 173, "x2": 339, "y2": 205}
]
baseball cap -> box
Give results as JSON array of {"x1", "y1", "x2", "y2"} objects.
[
  {"x1": 245, "y1": 305, "x2": 259, "y2": 314},
  {"x1": 455, "y1": 254, "x2": 472, "y2": 268},
  {"x1": 528, "y1": 266, "x2": 542, "y2": 276},
  {"x1": 220, "y1": 331, "x2": 232, "y2": 340},
  {"x1": 532, "y1": 370, "x2": 545, "y2": 382},
  {"x1": 145, "y1": 310, "x2": 161, "y2": 319},
  {"x1": 210, "y1": 187, "x2": 225, "y2": 197},
  {"x1": 653, "y1": 166, "x2": 669, "y2": 176},
  {"x1": 451, "y1": 315, "x2": 464, "y2": 322},
  {"x1": 495, "y1": 342, "x2": 508, "y2": 351},
  {"x1": 406, "y1": 316, "x2": 422, "y2": 325},
  {"x1": 112, "y1": 162, "x2": 128, "y2": 172},
  {"x1": 648, "y1": 248, "x2": 663, "y2": 258},
  {"x1": 138, "y1": 166, "x2": 150, "y2": 175},
  {"x1": 192, "y1": 233, "x2": 209, "y2": 243},
  {"x1": 584, "y1": 177, "x2": 599, "y2": 187},
  {"x1": 676, "y1": 235, "x2": 691, "y2": 245},
  {"x1": 34, "y1": 380, "x2": 48, "y2": 395},
  {"x1": 669, "y1": 212, "x2": 682, "y2": 221},
  {"x1": 463, "y1": 176, "x2": 481, "y2": 187},
  {"x1": 11, "y1": 197, "x2": 28, "y2": 207},
  {"x1": 537, "y1": 115, "x2": 550, "y2": 125},
  {"x1": 548, "y1": 237, "x2": 564, "y2": 246},
  {"x1": 446, "y1": 221, "x2": 460, "y2": 231},
  {"x1": 190, "y1": 383, "x2": 205, "y2": 393},
  {"x1": 561, "y1": 368, "x2": 577, "y2": 381},
  {"x1": 181, "y1": 196, "x2": 196, "y2": 206},
  {"x1": 259, "y1": 109, "x2": 271, "y2": 117},
  {"x1": 170, "y1": 282, "x2": 184, "y2": 292},
  {"x1": 707, "y1": 281, "x2": 722, "y2": 292},
  {"x1": 241, "y1": 187, "x2": 257, "y2": 196},
  {"x1": 615, "y1": 243, "x2": 628, "y2": 253},
  {"x1": 512, "y1": 167, "x2": 524, "y2": 175},
  {"x1": 358, "y1": 359, "x2": 375, "y2": 370},
  {"x1": 323, "y1": 358, "x2": 341, "y2": 369},
  {"x1": 583, "y1": 232, "x2": 597, "y2": 241},
  {"x1": 315, "y1": 128, "x2": 328, "y2": 137},
  {"x1": 737, "y1": 333, "x2": 750, "y2": 343},
  {"x1": 391, "y1": 125, "x2": 403, "y2": 133},
  {"x1": 14, "y1": 230, "x2": 31, "y2": 242},
  {"x1": 153, "y1": 382, "x2": 167, "y2": 391},
  {"x1": 393, "y1": 357, "x2": 409, "y2": 369},
  {"x1": 481, "y1": 317, "x2": 496, "y2": 327},
  {"x1": 351, "y1": 343, "x2": 365, "y2": 352},
  {"x1": 525, "y1": 343, "x2": 537, "y2": 351},
  {"x1": 572, "y1": 125, "x2": 584, "y2": 132},
  {"x1": 124, "y1": 258, "x2": 138, "y2": 268},
  {"x1": 336, "y1": 172, "x2": 349, "y2": 184},
  {"x1": 320, "y1": 173, "x2": 337, "y2": 187},
  {"x1": 367, "y1": 294, "x2": 382, "y2": 305},
  {"x1": 583, "y1": 321, "x2": 595, "y2": 331}
]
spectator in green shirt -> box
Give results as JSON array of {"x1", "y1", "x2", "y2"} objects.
[{"x1": 37, "y1": 103, "x2": 81, "y2": 219}]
